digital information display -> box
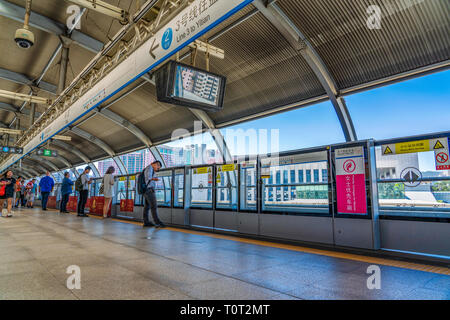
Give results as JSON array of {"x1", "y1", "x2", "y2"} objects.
[
  {"x1": 0, "y1": 146, "x2": 24, "y2": 154},
  {"x1": 173, "y1": 65, "x2": 222, "y2": 107},
  {"x1": 156, "y1": 61, "x2": 226, "y2": 112}
]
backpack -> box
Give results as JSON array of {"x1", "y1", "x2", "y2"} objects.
[
  {"x1": 137, "y1": 168, "x2": 149, "y2": 195},
  {"x1": 75, "y1": 174, "x2": 84, "y2": 193}
]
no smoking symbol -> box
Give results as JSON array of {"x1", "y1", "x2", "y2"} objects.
[
  {"x1": 343, "y1": 159, "x2": 356, "y2": 173},
  {"x1": 436, "y1": 152, "x2": 448, "y2": 164}
]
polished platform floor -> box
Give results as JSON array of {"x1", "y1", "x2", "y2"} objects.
[{"x1": 0, "y1": 208, "x2": 449, "y2": 300}]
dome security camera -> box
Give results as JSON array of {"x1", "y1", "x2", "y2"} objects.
[{"x1": 14, "y1": 28, "x2": 35, "y2": 49}]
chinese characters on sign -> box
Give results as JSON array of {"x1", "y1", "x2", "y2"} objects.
[{"x1": 335, "y1": 146, "x2": 367, "y2": 215}]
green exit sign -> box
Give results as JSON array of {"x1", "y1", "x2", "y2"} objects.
[{"x1": 43, "y1": 149, "x2": 52, "y2": 157}]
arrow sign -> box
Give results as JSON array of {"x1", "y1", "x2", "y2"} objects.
[{"x1": 149, "y1": 38, "x2": 160, "y2": 59}]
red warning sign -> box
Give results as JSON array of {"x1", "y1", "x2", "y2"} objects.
[{"x1": 436, "y1": 151, "x2": 450, "y2": 170}]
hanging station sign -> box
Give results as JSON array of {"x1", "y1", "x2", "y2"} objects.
[
  {"x1": 335, "y1": 146, "x2": 367, "y2": 215},
  {"x1": 0, "y1": 146, "x2": 23, "y2": 154},
  {"x1": 1, "y1": 0, "x2": 253, "y2": 172}
]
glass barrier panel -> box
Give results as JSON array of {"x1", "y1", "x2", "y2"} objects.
[
  {"x1": 128, "y1": 175, "x2": 136, "y2": 202},
  {"x1": 134, "y1": 173, "x2": 143, "y2": 206},
  {"x1": 174, "y1": 169, "x2": 185, "y2": 208},
  {"x1": 191, "y1": 166, "x2": 213, "y2": 209},
  {"x1": 155, "y1": 171, "x2": 172, "y2": 207},
  {"x1": 261, "y1": 151, "x2": 330, "y2": 214},
  {"x1": 240, "y1": 161, "x2": 257, "y2": 211},
  {"x1": 116, "y1": 176, "x2": 127, "y2": 203},
  {"x1": 375, "y1": 144, "x2": 450, "y2": 218},
  {"x1": 216, "y1": 164, "x2": 238, "y2": 210}
]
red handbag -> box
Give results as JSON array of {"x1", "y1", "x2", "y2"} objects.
[{"x1": 0, "y1": 184, "x2": 5, "y2": 196}]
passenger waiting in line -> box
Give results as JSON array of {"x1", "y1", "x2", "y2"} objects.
[
  {"x1": 101, "y1": 166, "x2": 115, "y2": 219},
  {"x1": 142, "y1": 161, "x2": 165, "y2": 228},
  {"x1": 39, "y1": 172, "x2": 54, "y2": 211},
  {"x1": 60, "y1": 172, "x2": 73, "y2": 214},
  {"x1": 14, "y1": 176, "x2": 23, "y2": 208},
  {"x1": 76, "y1": 166, "x2": 93, "y2": 217},
  {"x1": 25, "y1": 178, "x2": 37, "y2": 208},
  {"x1": 0, "y1": 170, "x2": 16, "y2": 217},
  {"x1": 20, "y1": 179, "x2": 26, "y2": 207}
]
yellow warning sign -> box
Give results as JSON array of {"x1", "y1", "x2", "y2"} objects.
[
  {"x1": 216, "y1": 173, "x2": 221, "y2": 184},
  {"x1": 119, "y1": 177, "x2": 127, "y2": 182},
  {"x1": 195, "y1": 167, "x2": 209, "y2": 174},
  {"x1": 383, "y1": 146, "x2": 393, "y2": 155},
  {"x1": 220, "y1": 164, "x2": 237, "y2": 172},
  {"x1": 395, "y1": 140, "x2": 430, "y2": 154},
  {"x1": 434, "y1": 140, "x2": 445, "y2": 150}
]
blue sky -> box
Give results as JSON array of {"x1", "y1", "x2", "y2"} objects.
[{"x1": 166, "y1": 70, "x2": 449, "y2": 171}]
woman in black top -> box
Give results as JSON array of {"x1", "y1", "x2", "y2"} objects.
[{"x1": 0, "y1": 170, "x2": 16, "y2": 217}]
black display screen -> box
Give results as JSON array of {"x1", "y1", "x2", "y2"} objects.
[{"x1": 155, "y1": 61, "x2": 226, "y2": 112}]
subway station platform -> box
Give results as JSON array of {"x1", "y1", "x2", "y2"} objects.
[{"x1": 0, "y1": 208, "x2": 449, "y2": 300}]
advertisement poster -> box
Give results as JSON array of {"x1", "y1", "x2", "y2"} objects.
[
  {"x1": 120, "y1": 199, "x2": 134, "y2": 212},
  {"x1": 67, "y1": 196, "x2": 78, "y2": 212},
  {"x1": 335, "y1": 146, "x2": 367, "y2": 215},
  {"x1": 47, "y1": 196, "x2": 57, "y2": 209},
  {"x1": 89, "y1": 196, "x2": 111, "y2": 216}
]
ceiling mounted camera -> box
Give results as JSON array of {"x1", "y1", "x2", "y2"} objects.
[
  {"x1": 14, "y1": 28, "x2": 35, "y2": 49},
  {"x1": 15, "y1": 0, "x2": 35, "y2": 49}
]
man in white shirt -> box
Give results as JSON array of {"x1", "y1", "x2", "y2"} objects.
[
  {"x1": 77, "y1": 166, "x2": 92, "y2": 217},
  {"x1": 143, "y1": 161, "x2": 164, "y2": 228}
]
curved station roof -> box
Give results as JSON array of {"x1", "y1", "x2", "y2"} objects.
[{"x1": 0, "y1": 0, "x2": 448, "y2": 177}]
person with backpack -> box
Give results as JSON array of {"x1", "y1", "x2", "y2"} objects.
[
  {"x1": 76, "y1": 166, "x2": 92, "y2": 217},
  {"x1": 39, "y1": 172, "x2": 54, "y2": 211},
  {"x1": 0, "y1": 170, "x2": 16, "y2": 217},
  {"x1": 138, "y1": 161, "x2": 165, "y2": 228},
  {"x1": 60, "y1": 172, "x2": 73, "y2": 213}
]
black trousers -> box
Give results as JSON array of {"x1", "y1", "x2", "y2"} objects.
[
  {"x1": 60, "y1": 194, "x2": 69, "y2": 212},
  {"x1": 77, "y1": 190, "x2": 89, "y2": 215},
  {"x1": 41, "y1": 192, "x2": 50, "y2": 210},
  {"x1": 143, "y1": 189, "x2": 161, "y2": 225}
]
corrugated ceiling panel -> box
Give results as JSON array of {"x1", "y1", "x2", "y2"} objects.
[
  {"x1": 278, "y1": 0, "x2": 450, "y2": 90},
  {"x1": 65, "y1": 131, "x2": 108, "y2": 160},
  {"x1": 108, "y1": 84, "x2": 198, "y2": 144},
  {"x1": 76, "y1": 114, "x2": 144, "y2": 153},
  {"x1": 203, "y1": 11, "x2": 325, "y2": 125}
]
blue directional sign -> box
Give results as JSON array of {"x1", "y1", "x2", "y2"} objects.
[
  {"x1": 0, "y1": 146, "x2": 23, "y2": 154},
  {"x1": 162, "y1": 28, "x2": 173, "y2": 50}
]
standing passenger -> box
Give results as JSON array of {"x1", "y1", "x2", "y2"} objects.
[
  {"x1": 77, "y1": 166, "x2": 92, "y2": 217},
  {"x1": 14, "y1": 177, "x2": 23, "y2": 208},
  {"x1": 142, "y1": 161, "x2": 165, "y2": 228},
  {"x1": 102, "y1": 166, "x2": 115, "y2": 219},
  {"x1": 39, "y1": 172, "x2": 54, "y2": 211},
  {"x1": 60, "y1": 172, "x2": 73, "y2": 213},
  {"x1": 0, "y1": 170, "x2": 16, "y2": 217},
  {"x1": 26, "y1": 179, "x2": 37, "y2": 208}
]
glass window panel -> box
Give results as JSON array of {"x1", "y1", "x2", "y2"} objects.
[
  {"x1": 191, "y1": 166, "x2": 213, "y2": 208},
  {"x1": 116, "y1": 177, "x2": 127, "y2": 203},
  {"x1": 216, "y1": 164, "x2": 238, "y2": 210},
  {"x1": 240, "y1": 162, "x2": 256, "y2": 211},
  {"x1": 376, "y1": 146, "x2": 450, "y2": 218},
  {"x1": 174, "y1": 169, "x2": 185, "y2": 208},
  {"x1": 347, "y1": 71, "x2": 450, "y2": 140},
  {"x1": 158, "y1": 132, "x2": 222, "y2": 168},
  {"x1": 155, "y1": 171, "x2": 172, "y2": 207},
  {"x1": 220, "y1": 102, "x2": 345, "y2": 156},
  {"x1": 261, "y1": 151, "x2": 329, "y2": 214},
  {"x1": 121, "y1": 149, "x2": 155, "y2": 174},
  {"x1": 93, "y1": 158, "x2": 120, "y2": 177}
]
